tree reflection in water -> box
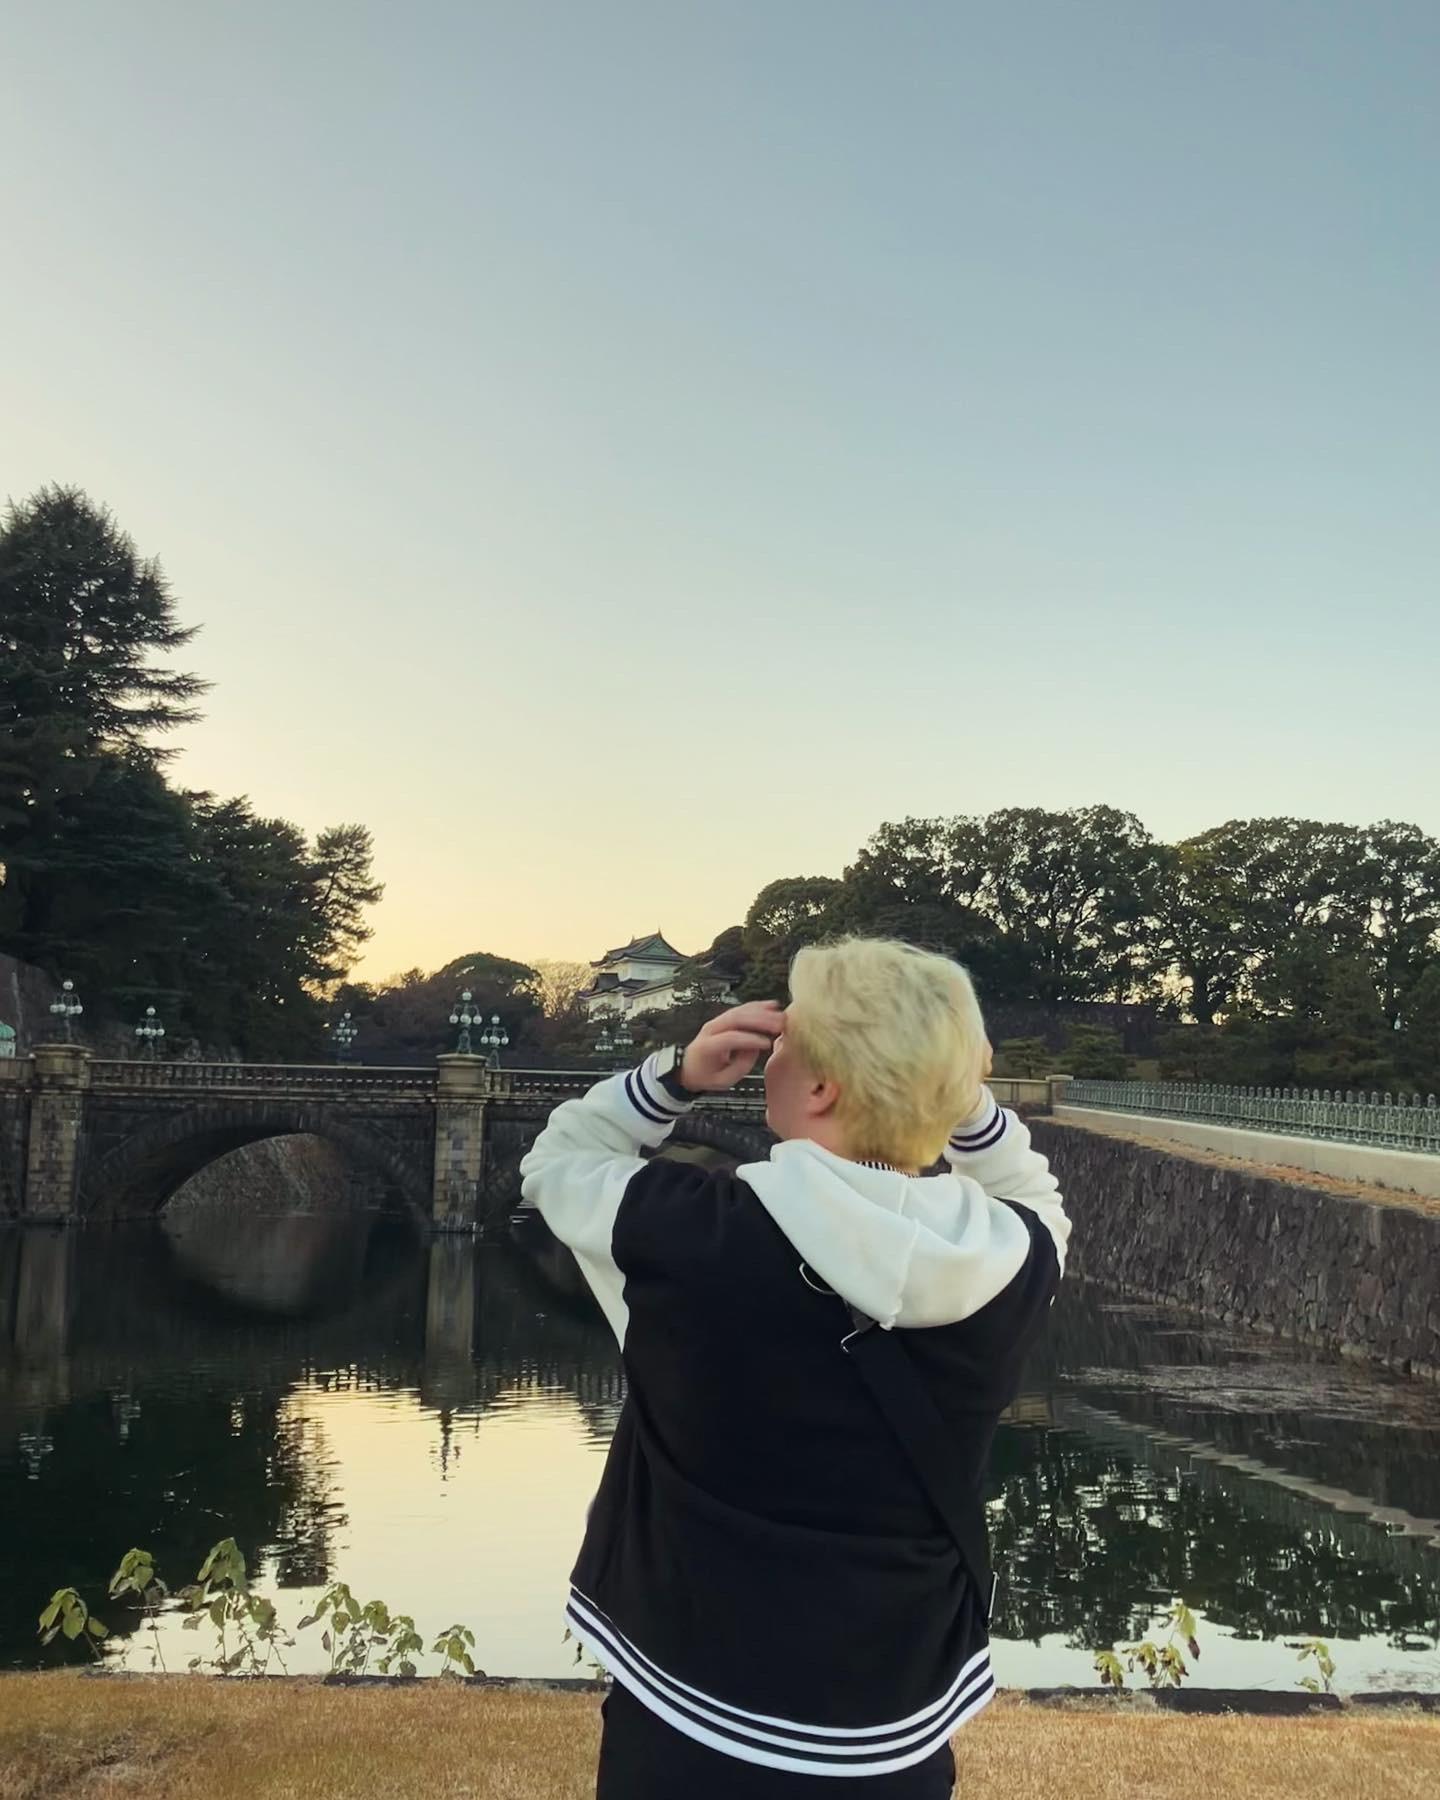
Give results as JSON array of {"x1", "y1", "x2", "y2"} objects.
[{"x1": 3, "y1": 1215, "x2": 1438, "y2": 1675}]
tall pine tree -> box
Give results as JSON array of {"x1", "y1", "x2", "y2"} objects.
[{"x1": 0, "y1": 486, "x2": 207, "y2": 951}]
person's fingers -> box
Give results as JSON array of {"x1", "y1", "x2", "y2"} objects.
[{"x1": 702, "y1": 1002, "x2": 784, "y2": 1039}]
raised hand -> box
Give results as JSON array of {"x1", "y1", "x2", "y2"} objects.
[{"x1": 679, "y1": 1001, "x2": 785, "y2": 1092}]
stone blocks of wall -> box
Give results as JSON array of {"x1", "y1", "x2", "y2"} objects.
[
  {"x1": 0, "y1": 1074, "x2": 27, "y2": 1217},
  {"x1": 1030, "y1": 1119, "x2": 1440, "y2": 1381},
  {"x1": 23, "y1": 1047, "x2": 93, "y2": 1220},
  {"x1": 432, "y1": 1056, "x2": 489, "y2": 1231}
]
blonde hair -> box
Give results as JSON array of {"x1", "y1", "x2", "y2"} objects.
[{"x1": 786, "y1": 936, "x2": 987, "y2": 1169}]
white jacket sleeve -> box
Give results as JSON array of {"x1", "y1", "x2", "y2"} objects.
[
  {"x1": 518, "y1": 1054, "x2": 694, "y2": 1346},
  {"x1": 943, "y1": 1089, "x2": 1071, "y2": 1273}
]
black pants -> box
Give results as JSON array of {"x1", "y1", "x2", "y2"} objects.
[{"x1": 596, "y1": 1683, "x2": 956, "y2": 1799}]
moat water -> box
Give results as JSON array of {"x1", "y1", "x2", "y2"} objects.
[{"x1": 3, "y1": 1208, "x2": 1438, "y2": 1690}]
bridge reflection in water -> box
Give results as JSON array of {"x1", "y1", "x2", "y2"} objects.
[{"x1": 3, "y1": 1200, "x2": 1440, "y2": 1685}]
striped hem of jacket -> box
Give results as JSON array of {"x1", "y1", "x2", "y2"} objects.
[{"x1": 568, "y1": 1588, "x2": 996, "y2": 1776}]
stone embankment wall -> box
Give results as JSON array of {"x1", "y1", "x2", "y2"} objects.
[
  {"x1": 0, "y1": 1073, "x2": 26, "y2": 1214},
  {"x1": 1029, "y1": 1119, "x2": 1440, "y2": 1381}
]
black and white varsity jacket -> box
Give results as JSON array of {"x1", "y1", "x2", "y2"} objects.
[{"x1": 518, "y1": 1055, "x2": 1070, "y2": 1778}]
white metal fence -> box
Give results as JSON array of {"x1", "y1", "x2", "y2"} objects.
[{"x1": 1062, "y1": 1079, "x2": 1440, "y2": 1154}]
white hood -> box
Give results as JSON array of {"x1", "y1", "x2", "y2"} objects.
[
  {"x1": 520, "y1": 1063, "x2": 1068, "y2": 1354},
  {"x1": 736, "y1": 1136, "x2": 1064, "y2": 1332}
]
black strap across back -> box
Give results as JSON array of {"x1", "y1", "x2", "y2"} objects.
[{"x1": 841, "y1": 1301, "x2": 996, "y2": 1624}]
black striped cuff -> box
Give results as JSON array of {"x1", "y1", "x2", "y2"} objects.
[
  {"x1": 948, "y1": 1095, "x2": 1007, "y2": 1155},
  {"x1": 621, "y1": 1054, "x2": 694, "y2": 1129}
]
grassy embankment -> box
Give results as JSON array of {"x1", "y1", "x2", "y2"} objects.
[{"x1": 3, "y1": 1675, "x2": 1439, "y2": 1799}]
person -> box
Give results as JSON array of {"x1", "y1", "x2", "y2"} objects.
[{"x1": 519, "y1": 936, "x2": 1069, "y2": 1797}]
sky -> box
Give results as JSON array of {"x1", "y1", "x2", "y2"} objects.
[{"x1": 3, "y1": 2, "x2": 1437, "y2": 981}]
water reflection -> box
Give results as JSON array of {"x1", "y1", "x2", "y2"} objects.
[{"x1": 2, "y1": 1214, "x2": 1438, "y2": 1687}]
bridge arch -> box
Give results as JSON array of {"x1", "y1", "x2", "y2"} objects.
[
  {"x1": 81, "y1": 1101, "x2": 432, "y2": 1222},
  {"x1": 663, "y1": 1114, "x2": 774, "y2": 1164}
]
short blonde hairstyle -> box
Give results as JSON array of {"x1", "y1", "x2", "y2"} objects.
[{"x1": 786, "y1": 936, "x2": 987, "y2": 1169}]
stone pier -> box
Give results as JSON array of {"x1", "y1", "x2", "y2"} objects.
[
  {"x1": 22, "y1": 1045, "x2": 90, "y2": 1221},
  {"x1": 431, "y1": 1055, "x2": 489, "y2": 1231}
]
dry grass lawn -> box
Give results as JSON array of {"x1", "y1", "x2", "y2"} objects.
[{"x1": 1, "y1": 1675, "x2": 1437, "y2": 1799}]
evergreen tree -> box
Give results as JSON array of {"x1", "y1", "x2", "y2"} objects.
[
  {"x1": 0, "y1": 486, "x2": 207, "y2": 951},
  {"x1": 994, "y1": 1037, "x2": 1050, "y2": 1078},
  {"x1": 308, "y1": 823, "x2": 385, "y2": 987},
  {"x1": 39, "y1": 753, "x2": 223, "y2": 1017},
  {"x1": 1058, "y1": 1025, "x2": 1131, "y2": 1079},
  {"x1": 1244, "y1": 946, "x2": 1396, "y2": 1091},
  {"x1": 188, "y1": 798, "x2": 327, "y2": 1056},
  {"x1": 1397, "y1": 963, "x2": 1440, "y2": 1094}
]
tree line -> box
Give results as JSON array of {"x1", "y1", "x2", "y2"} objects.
[
  {"x1": 0, "y1": 487, "x2": 381, "y2": 1058},
  {"x1": 726, "y1": 810, "x2": 1440, "y2": 1091},
  {"x1": 346, "y1": 803, "x2": 1440, "y2": 1094},
  {"x1": 5, "y1": 487, "x2": 1437, "y2": 1090}
]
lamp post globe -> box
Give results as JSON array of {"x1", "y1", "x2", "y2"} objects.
[
  {"x1": 449, "y1": 989, "x2": 480, "y2": 1056},
  {"x1": 49, "y1": 979, "x2": 83, "y2": 1044},
  {"x1": 479, "y1": 1012, "x2": 509, "y2": 1070},
  {"x1": 134, "y1": 1005, "x2": 166, "y2": 1061},
  {"x1": 595, "y1": 1015, "x2": 631, "y2": 1070},
  {"x1": 329, "y1": 1010, "x2": 359, "y2": 1064}
]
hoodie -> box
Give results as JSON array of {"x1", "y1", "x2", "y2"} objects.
[{"x1": 518, "y1": 1053, "x2": 1069, "y2": 1778}]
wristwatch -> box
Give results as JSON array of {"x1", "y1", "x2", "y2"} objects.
[{"x1": 652, "y1": 1043, "x2": 700, "y2": 1102}]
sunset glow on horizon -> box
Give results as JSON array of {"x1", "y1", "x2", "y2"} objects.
[{"x1": 4, "y1": 3, "x2": 1435, "y2": 981}]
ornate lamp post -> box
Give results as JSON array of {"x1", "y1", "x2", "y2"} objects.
[
  {"x1": 595, "y1": 1015, "x2": 632, "y2": 1069},
  {"x1": 134, "y1": 1005, "x2": 166, "y2": 1060},
  {"x1": 49, "y1": 979, "x2": 83, "y2": 1043},
  {"x1": 478, "y1": 1013, "x2": 509, "y2": 1070},
  {"x1": 328, "y1": 1010, "x2": 359, "y2": 1064},
  {"x1": 449, "y1": 989, "x2": 481, "y2": 1056}
]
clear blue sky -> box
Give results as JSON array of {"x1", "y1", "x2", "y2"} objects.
[{"x1": 3, "y1": 2, "x2": 1437, "y2": 976}]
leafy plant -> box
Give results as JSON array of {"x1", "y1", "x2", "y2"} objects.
[
  {"x1": 562, "y1": 1624, "x2": 606, "y2": 1680},
  {"x1": 379, "y1": 1617, "x2": 426, "y2": 1676},
  {"x1": 108, "y1": 1548, "x2": 169, "y2": 1671},
  {"x1": 1095, "y1": 1599, "x2": 1201, "y2": 1691},
  {"x1": 37, "y1": 1588, "x2": 108, "y2": 1656},
  {"x1": 175, "y1": 1537, "x2": 292, "y2": 1676},
  {"x1": 297, "y1": 1583, "x2": 432, "y2": 1678},
  {"x1": 39, "y1": 1537, "x2": 485, "y2": 1682},
  {"x1": 1288, "y1": 1638, "x2": 1337, "y2": 1694},
  {"x1": 432, "y1": 1623, "x2": 480, "y2": 1678}
]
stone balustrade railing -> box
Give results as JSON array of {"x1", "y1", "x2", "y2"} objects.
[
  {"x1": 86, "y1": 1060, "x2": 438, "y2": 1099},
  {"x1": 69, "y1": 1057, "x2": 769, "y2": 1112},
  {"x1": 494, "y1": 1068, "x2": 768, "y2": 1111}
]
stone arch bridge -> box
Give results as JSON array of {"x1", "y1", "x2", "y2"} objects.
[{"x1": 0, "y1": 1046, "x2": 773, "y2": 1232}]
